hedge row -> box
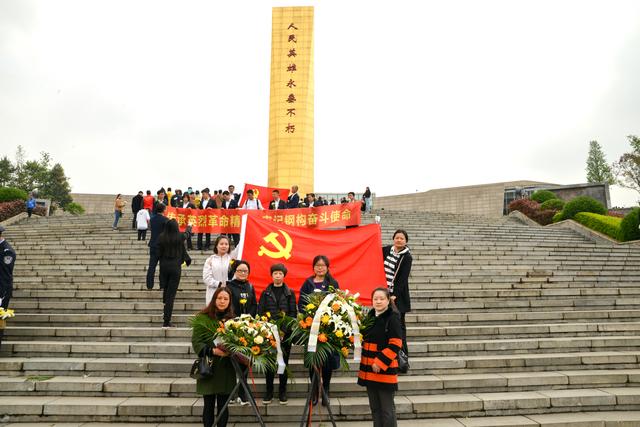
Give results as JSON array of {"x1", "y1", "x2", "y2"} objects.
[
  {"x1": 0, "y1": 200, "x2": 46, "y2": 222},
  {"x1": 573, "y1": 212, "x2": 623, "y2": 241}
]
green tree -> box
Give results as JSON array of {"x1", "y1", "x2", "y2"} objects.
[
  {"x1": 613, "y1": 135, "x2": 640, "y2": 195},
  {"x1": 40, "y1": 163, "x2": 73, "y2": 208},
  {"x1": 0, "y1": 156, "x2": 15, "y2": 187},
  {"x1": 586, "y1": 140, "x2": 615, "y2": 184}
]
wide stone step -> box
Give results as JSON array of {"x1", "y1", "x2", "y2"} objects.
[
  {"x1": 2, "y1": 351, "x2": 639, "y2": 377},
  {"x1": 3, "y1": 412, "x2": 640, "y2": 426},
  {"x1": 1, "y1": 388, "x2": 639, "y2": 422},
  {"x1": 2, "y1": 369, "x2": 640, "y2": 398},
  {"x1": 12, "y1": 309, "x2": 640, "y2": 327},
  {"x1": 7, "y1": 321, "x2": 640, "y2": 342},
  {"x1": 3, "y1": 335, "x2": 640, "y2": 359}
]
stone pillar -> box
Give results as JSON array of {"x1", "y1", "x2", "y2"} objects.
[{"x1": 268, "y1": 6, "x2": 314, "y2": 194}]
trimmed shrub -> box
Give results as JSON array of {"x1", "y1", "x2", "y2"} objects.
[
  {"x1": 530, "y1": 209, "x2": 557, "y2": 226},
  {"x1": 561, "y1": 196, "x2": 607, "y2": 220},
  {"x1": 0, "y1": 187, "x2": 28, "y2": 202},
  {"x1": 620, "y1": 208, "x2": 640, "y2": 242},
  {"x1": 65, "y1": 202, "x2": 85, "y2": 215},
  {"x1": 0, "y1": 200, "x2": 25, "y2": 222},
  {"x1": 508, "y1": 198, "x2": 540, "y2": 218},
  {"x1": 540, "y1": 198, "x2": 565, "y2": 211},
  {"x1": 552, "y1": 211, "x2": 564, "y2": 223},
  {"x1": 531, "y1": 190, "x2": 557, "y2": 204},
  {"x1": 574, "y1": 212, "x2": 623, "y2": 241}
]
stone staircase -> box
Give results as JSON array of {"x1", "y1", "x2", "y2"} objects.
[{"x1": 1, "y1": 211, "x2": 640, "y2": 426}]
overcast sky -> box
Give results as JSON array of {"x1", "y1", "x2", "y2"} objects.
[{"x1": 1, "y1": 0, "x2": 639, "y2": 206}]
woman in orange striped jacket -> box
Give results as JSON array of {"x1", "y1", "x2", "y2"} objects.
[{"x1": 357, "y1": 287, "x2": 403, "y2": 427}]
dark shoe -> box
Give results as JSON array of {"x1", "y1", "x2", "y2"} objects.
[
  {"x1": 146, "y1": 283, "x2": 153, "y2": 290},
  {"x1": 311, "y1": 389, "x2": 318, "y2": 406},
  {"x1": 321, "y1": 394, "x2": 329, "y2": 407},
  {"x1": 279, "y1": 390, "x2": 288, "y2": 405},
  {"x1": 263, "y1": 391, "x2": 273, "y2": 404}
]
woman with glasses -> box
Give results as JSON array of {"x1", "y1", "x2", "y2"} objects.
[
  {"x1": 226, "y1": 260, "x2": 257, "y2": 317},
  {"x1": 298, "y1": 255, "x2": 340, "y2": 407}
]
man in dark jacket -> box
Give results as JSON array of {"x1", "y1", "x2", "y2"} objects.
[
  {"x1": 197, "y1": 189, "x2": 216, "y2": 250},
  {"x1": 269, "y1": 190, "x2": 287, "y2": 210},
  {"x1": 131, "y1": 191, "x2": 144, "y2": 229},
  {"x1": 146, "y1": 204, "x2": 169, "y2": 290},
  {"x1": 0, "y1": 225, "x2": 16, "y2": 310},
  {"x1": 287, "y1": 185, "x2": 300, "y2": 209},
  {"x1": 170, "y1": 189, "x2": 182, "y2": 207},
  {"x1": 257, "y1": 263, "x2": 297, "y2": 404},
  {"x1": 221, "y1": 191, "x2": 240, "y2": 247}
]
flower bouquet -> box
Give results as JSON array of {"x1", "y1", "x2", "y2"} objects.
[
  {"x1": 0, "y1": 307, "x2": 14, "y2": 347},
  {"x1": 288, "y1": 288, "x2": 370, "y2": 370},
  {"x1": 190, "y1": 313, "x2": 283, "y2": 374}
]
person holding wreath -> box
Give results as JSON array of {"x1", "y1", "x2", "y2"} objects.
[
  {"x1": 258, "y1": 263, "x2": 297, "y2": 405},
  {"x1": 358, "y1": 287, "x2": 402, "y2": 427},
  {"x1": 298, "y1": 255, "x2": 340, "y2": 406},
  {"x1": 191, "y1": 286, "x2": 236, "y2": 427}
]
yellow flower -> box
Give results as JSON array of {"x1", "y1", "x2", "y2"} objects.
[
  {"x1": 335, "y1": 330, "x2": 343, "y2": 338},
  {"x1": 341, "y1": 347, "x2": 349, "y2": 357},
  {"x1": 321, "y1": 314, "x2": 330, "y2": 325},
  {"x1": 254, "y1": 335, "x2": 264, "y2": 345},
  {"x1": 239, "y1": 298, "x2": 247, "y2": 305},
  {"x1": 265, "y1": 312, "x2": 271, "y2": 318},
  {"x1": 306, "y1": 303, "x2": 316, "y2": 311}
]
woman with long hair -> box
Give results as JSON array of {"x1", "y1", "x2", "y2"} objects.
[
  {"x1": 298, "y1": 255, "x2": 340, "y2": 406},
  {"x1": 191, "y1": 287, "x2": 236, "y2": 427},
  {"x1": 158, "y1": 219, "x2": 191, "y2": 328},
  {"x1": 358, "y1": 287, "x2": 402, "y2": 427},
  {"x1": 382, "y1": 229, "x2": 412, "y2": 356},
  {"x1": 203, "y1": 235, "x2": 239, "y2": 305}
]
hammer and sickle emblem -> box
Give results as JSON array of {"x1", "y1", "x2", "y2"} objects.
[
  {"x1": 258, "y1": 230, "x2": 293, "y2": 260},
  {"x1": 252, "y1": 188, "x2": 260, "y2": 198}
]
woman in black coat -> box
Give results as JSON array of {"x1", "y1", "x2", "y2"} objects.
[
  {"x1": 158, "y1": 219, "x2": 191, "y2": 328},
  {"x1": 298, "y1": 255, "x2": 340, "y2": 406},
  {"x1": 382, "y1": 229, "x2": 412, "y2": 355}
]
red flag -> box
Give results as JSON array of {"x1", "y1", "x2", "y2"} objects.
[
  {"x1": 238, "y1": 183, "x2": 290, "y2": 209},
  {"x1": 237, "y1": 214, "x2": 386, "y2": 306}
]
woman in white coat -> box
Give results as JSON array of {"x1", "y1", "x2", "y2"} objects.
[{"x1": 202, "y1": 235, "x2": 239, "y2": 305}]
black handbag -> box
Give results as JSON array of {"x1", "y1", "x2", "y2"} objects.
[
  {"x1": 190, "y1": 346, "x2": 215, "y2": 380},
  {"x1": 396, "y1": 348, "x2": 409, "y2": 374},
  {"x1": 385, "y1": 316, "x2": 409, "y2": 374}
]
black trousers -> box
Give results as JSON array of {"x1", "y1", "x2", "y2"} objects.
[
  {"x1": 203, "y1": 394, "x2": 229, "y2": 427},
  {"x1": 132, "y1": 213, "x2": 138, "y2": 229},
  {"x1": 265, "y1": 341, "x2": 291, "y2": 394},
  {"x1": 227, "y1": 233, "x2": 240, "y2": 247},
  {"x1": 366, "y1": 386, "x2": 397, "y2": 427},
  {"x1": 0, "y1": 283, "x2": 12, "y2": 309},
  {"x1": 399, "y1": 312, "x2": 408, "y2": 356},
  {"x1": 137, "y1": 230, "x2": 147, "y2": 240},
  {"x1": 160, "y1": 265, "x2": 181, "y2": 324},
  {"x1": 146, "y1": 247, "x2": 160, "y2": 290},
  {"x1": 197, "y1": 233, "x2": 211, "y2": 250},
  {"x1": 27, "y1": 208, "x2": 33, "y2": 218}
]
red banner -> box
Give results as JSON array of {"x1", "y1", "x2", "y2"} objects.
[
  {"x1": 164, "y1": 202, "x2": 361, "y2": 234},
  {"x1": 238, "y1": 183, "x2": 290, "y2": 209},
  {"x1": 238, "y1": 214, "x2": 386, "y2": 305}
]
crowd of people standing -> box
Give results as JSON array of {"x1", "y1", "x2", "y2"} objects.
[{"x1": 110, "y1": 183, "x2": 406, "y2": 427}]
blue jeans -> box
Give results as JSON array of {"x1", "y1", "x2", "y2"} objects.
[
  {"x1": 113, "y1": 210, "x2": 122, "y2": 228},
  {"x1": 365, "y1": 197, "x2": 372, "y2": 213}
]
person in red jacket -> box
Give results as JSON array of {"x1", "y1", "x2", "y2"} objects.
[
  {"x1": 357, "y1": 287, "x2": 402, "y2": 427},
  {"x1": 143, "y1": 190, "x2": 155, "y2": 211}
]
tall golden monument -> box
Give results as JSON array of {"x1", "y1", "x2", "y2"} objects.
[{"x1": 268, "y1": 6, "x2": 314, "y2": 194}]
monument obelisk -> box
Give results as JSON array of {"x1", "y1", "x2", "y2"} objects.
[{"x1": 268, "y1": 6, "x2": 314, "y2": 194}]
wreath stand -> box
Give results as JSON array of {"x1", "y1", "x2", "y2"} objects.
[
  {"x1": 299, "y1": 365, "x2": 337, "y2": 427},
  {"x1": 214, "y1": 357, "x2": 265, "y2": 427}
]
